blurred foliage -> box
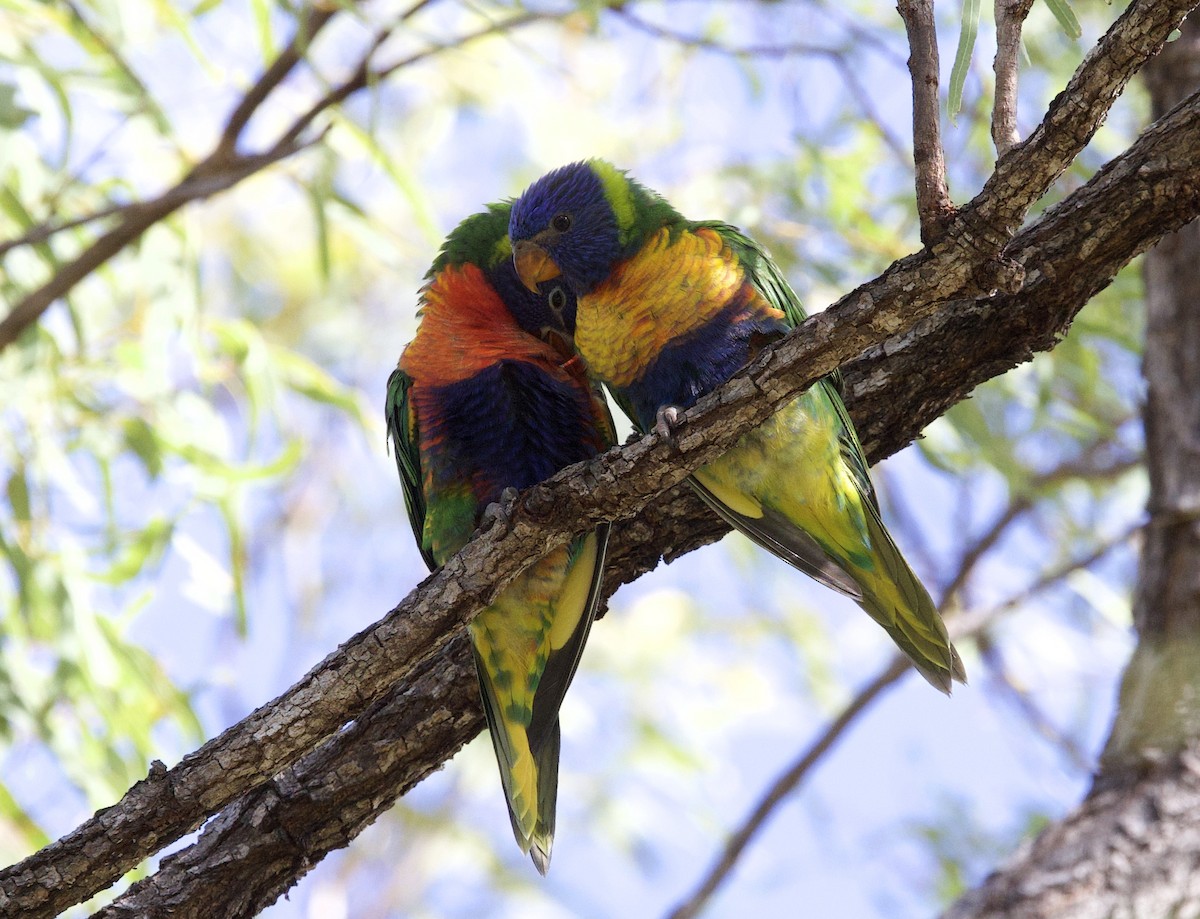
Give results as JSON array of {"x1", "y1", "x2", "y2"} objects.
[{"x1": 0, "y1": 0, "x2": 1153, "y2": 916}]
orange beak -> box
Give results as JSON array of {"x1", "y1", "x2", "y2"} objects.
[{"x1": 513, "y1": 239, "x2": 561, "y2": 292}]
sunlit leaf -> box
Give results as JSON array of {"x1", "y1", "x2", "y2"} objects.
[
  {"x1": 91, "y1": 517, "x2": 174, "y2": 585},
  {"x1": 0, "y1": 82, "x2": 33, "y2": 130},
  {"x1": 948, "y1": 0, "x2": 982, "y2": 120},
  {"x1": 1042, "y1": 0, "x2": 1083, "y2": 40}
]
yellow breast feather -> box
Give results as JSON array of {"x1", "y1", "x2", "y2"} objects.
[{"x1": 576, "y1": 227, "x2": 761, "y2": 388}]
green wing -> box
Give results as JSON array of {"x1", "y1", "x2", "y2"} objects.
[
  {"x1": 711, "y1": 223, "x2": 874, "y2": 509},
  {"x1": 385, "y1": 367, "x2": 436, "y2": 571}
]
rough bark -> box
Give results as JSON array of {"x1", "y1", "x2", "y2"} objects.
[
  {"x1": 898, "y1": 0, "x2": 955, "y2": 243},
  {"x1": 93, "y1": 635, "x2": 483, "y2": 919},
  {"x1": 946, "y1": 14, "x2": 1200, "y2": 919},
  {"x1": 1101, "y1": 16, "x2": 1200, "y2": 776},
  {"x1": 0, "y1": 3, "x2": 1194, "y2": 916},
  {"x1": 945, "y1": 742, "x2": 1200, "y2": 919}
]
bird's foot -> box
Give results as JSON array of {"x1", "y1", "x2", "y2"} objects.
[
  {"x1": 654, "y1": 404, "x2": 682, "y2": 442},
  {"x1": 480, "y1": 487, "x2": 520, "y2": 536}
]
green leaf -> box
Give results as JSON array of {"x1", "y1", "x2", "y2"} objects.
[
  {"x1": 219, "y1": 498, "x2": 248, "y2": 635},
  {"x1": 948, "y1": 0, "x2": 982, "y2": 120},
  {"x1": 92, "y1": 517, "x2": 174, "y2": 585},
  {"x1": 123, "y1": 417, "x2": 165, "y2": 479},
  {"x1": 1041, "y1": 0, "x2": 1082, "y2": 40},
  {"x1": 190, "y1": 0, "x2": 224, "y2": 15},
  {"x1": 6, "y1": 467, "x2": 30, "y2": 523},
  {"x1": 0, "y1": 82, "x2": 34, "y2": 130},
  {"x1": 270, "y1": 345, "x2": 370, "y2": 427},
  {"x1": 250, "y1": 0, "x2": 274, "y2": 62},
  {"x1": 0, "y1": 781, "x2": 49, "y2": 850}
]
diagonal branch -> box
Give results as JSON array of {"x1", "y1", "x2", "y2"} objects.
[
  {"x1": 0, "y1": 3, "x2": 1195, "y2": 916},
  {"x1": 666, "y1": 657, "x2": 910, "y2": 919},
  {"x1": 214, "y1": 5, "x2": 339, "y2": 159}
]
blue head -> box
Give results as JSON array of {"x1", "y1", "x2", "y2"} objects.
[
  {"x1": 489, "y1": 258, "x2": 579, "y2": 351},
  {"x1": 508, "y1": 161, "x2": 629, "y2": 296}
]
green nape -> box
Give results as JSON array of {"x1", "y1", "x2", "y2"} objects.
[
  {"x1": 427, "y1": 202, "x2": 513, "y2": 277},
  {"x1": 586, "y1": 158, "x2": 684, "y2": 252}
]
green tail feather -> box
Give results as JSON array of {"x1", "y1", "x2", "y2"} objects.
[
  {"x1": 470, "y1": 644, "x2": 558, "y2": 873},
  {"x1": 469, "y1": 526, "x2": 609, "y2": 873},
  {"x1": 855, "y1": 509, "x2": 966, "y2": 693}
]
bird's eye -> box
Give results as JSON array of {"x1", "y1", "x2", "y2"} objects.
[
  {"x1": 552, "y1": 213, "x2": 572, "y2": 232},
  {"x1": 548, "y1": 287, "x2": 567, "y2": 313}
]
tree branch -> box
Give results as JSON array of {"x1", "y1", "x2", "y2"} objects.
[
  {"x1": 943, "y1": 740, "x2": 1200, "y2": 919},
  {"x1": 93, "y1": 634, "x2": 484, "y2": 919},
  {"x1": 898, "y1": 0, "x2": 955, "y2": 244},
  {"x1": 666, "y1": 657, "x2": 910, "y2": 919},
  {"x1": 992, "y1": 0, "x2": 1035, "y2": 155}
]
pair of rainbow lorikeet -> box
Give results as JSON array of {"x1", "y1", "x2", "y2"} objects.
[{"x1": 386, "y1": 160, "x2": 965, "y2": 873}]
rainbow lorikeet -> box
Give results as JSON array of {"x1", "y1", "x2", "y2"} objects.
[
  {"x1": 508, "y1": 160, "x2": 964, "y2": 692},
  {"x1": 386, "y1": 203, "x2": 616, "y2": 872}
]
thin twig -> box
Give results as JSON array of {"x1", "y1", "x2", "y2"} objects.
[
  {"x1": 993, "y1": 0, "x2": 1035, "y2": 155},
  {"x1": 666, "y1": 658, "x2": 910, "y2": 919},
  {"x1": 613, "y1": 9, "x2": 910, "y2": 160},
  {"x1": 0, "y1": 139, "x2": 319, "y2": 350},
  {"x1": 829, "y1": 54, "x2": 911, "y2": 162},
  {"x1": 898, "y1": 0, "x2": 955, "y2": 244},
  {"x1": 0, "y1": 201, "x2": 128, "y2": 259},
  {"x1": 215, "y1": 6, "x2": 338, "y2": 157},
  {"x1": 822, "y1": 5, "x2": 911, "y2": 68},
  {"x1": 980, "y1": 640, "x2": 1094, "y2": 772},
  {"x1": 966, "y1": 522, "x2": 1141, "y2": 630},
  {"x1": 613, "y1": 9, "x2": 847, "y2": 58},
  {"x1": 942, "y1": 498, "x2": 1033, "y2": 604},
  {"x1": 940, "y1": 447, "x2": 1140, "y2": 604}
]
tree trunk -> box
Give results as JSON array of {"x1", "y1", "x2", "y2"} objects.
[{"x1": 946, "y1": 17, "x2": 1200, "y2": 919}]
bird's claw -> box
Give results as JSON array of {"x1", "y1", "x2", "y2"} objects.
[
  {"x1": 654, "y1": 405, "x2": 682, "y2": 442},
  {"x1": 480, "y1": 487, "x2": 520, "y2": 535}
]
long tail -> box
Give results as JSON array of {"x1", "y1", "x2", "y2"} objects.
[
  {"x1": 470, "y1": 647, "x2": 560, "y2": 873},
  {"x1": 855, "y1": 509, "x2": 966, "y2": 693},
  {"x1": 468, "y1": 526, "x2": 608, "y2": 873}
]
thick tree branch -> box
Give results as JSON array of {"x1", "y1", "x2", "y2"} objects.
[
  {"x1": 898, "y1": 0, "x2": 955, "y2": 243},
  {"x1": 94, "y1": 634, "x2": 484, "y2": 919},
  {"x1": 944, "y1": 740, "x2": 1200, "y2": 919},
  {"x1": 0, "y1": 3, "x2": 1194, "y2": 915}
]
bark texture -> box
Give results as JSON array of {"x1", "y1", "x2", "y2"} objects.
[
  {"x1": 945, "y1": 743, "x2": 1200, "y2": 919},
  {"x1": 946, "y1": 14, "x2": 1200, "y2": 919}
]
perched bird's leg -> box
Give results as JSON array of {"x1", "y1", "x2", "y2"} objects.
[
  {"x1": 654, "y1": 404, "x2": 682, "y2": 441},
  {"x1": 479, "y1": 486, "x2": 520, "y2": 537}
]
